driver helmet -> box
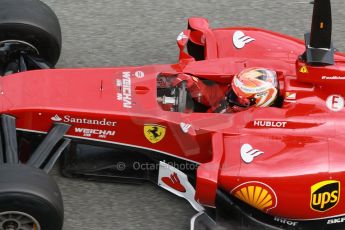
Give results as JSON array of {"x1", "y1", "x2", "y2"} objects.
[{"x1": 231, "y1": 68, "x2": 278, "y2": 107}]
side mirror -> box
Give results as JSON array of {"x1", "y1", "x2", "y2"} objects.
[
  {"x1": 176, "y1": 30, "x2": 195, "y2": 62},
  {"x1": 188, "y1": 17, "x2": 210, "y2": 31}
]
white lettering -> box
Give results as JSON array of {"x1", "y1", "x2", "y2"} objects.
[
  {"x1": 116, "y1": 71, "x2": 132, "y2": 108},
  {"x1": 75, "y1": 127, "x2": 116, "y2": 138},
  {"x1": 253, "y1": 120, "x2": 287, "y2": 128},
  {"x1": 122, "y1": 71, "x2": 131, "y2": 80},
  {"x1": 63, "y1": 115, "x2": 117, "y2": 127},
  {"x1": 322, "y1": 76, "x2": 345, "y2": 80},
  {"x1": 274, "y1": 217, "x2": 298, "y2": 226},
  {"x1": 327, "y1": 217, "x2": 345, "y2": 225},
  {"x1": 253, "y1": 120, "x2": 260, "y2": 126}
]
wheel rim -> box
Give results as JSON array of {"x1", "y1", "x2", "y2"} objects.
[
  {"x1": 0, "y1": 40, "x2": 39, "y2": 55},
  {"x1": 0, "y1": 211, "x2": 41, "y2": 230}
]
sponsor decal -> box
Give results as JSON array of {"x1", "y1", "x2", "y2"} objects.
[
  {"x1": 161, "y1": 172, "x2": 186, "y2": 193},
  {"x1": 299, "y1": 65, "x2": 309, "y2": 74},
  {"x1": 285, "y1": 92, "x2": 297, "y2": 101},
  {"x1": 310, "y1": 180, "x2": 340, "y2": 212},
  {"x1": 327, "y1": 216, "x2": 345, "y2": 225},
  {"x1": 274, "y1": 217, "x2": 298, "y2": 227},
  {"x1": 51, "y1": 115, "x2": 117, "y2": 127},
  {"x1": 253, "y1": 120, "x2": 287, "y2": 128},
  {"x1": 180, "y1": 122, "x2": 191, "y2": 133},
  {"x1": 241, "y1": 144, "x2": 264, "y2": 164},
  {"x1": 158, "y1": 161, "x2": 204, "y2": 211},
  {"x1": 51, "y1": 114, "x2": 62, "y2": 122},
  {"x1": 134, "y1": 71, "x2": 145, "y2": 79},
  {"x1": 326, "y1": 95, "x2": 344, "y2": 112},
  {"x1": 177, "y1": 31, "x2": 188, "y2": 41},
  {"x1": 231, "y1": 181, "x2": 277, "y2": 213},
  {"x1": 322, "y1": 76, "x2": 345, "y2": 80},
  {"x1": 116, "y1": 71, "x2": 132, "y2": 108},
  {"x1": 233, "y1": 31, "x2": 255, "y2": 49},
  {"x1": 144, "y1": 124, "x2": 166, "y2": 144},
  {"x1": 74, "y1": 127, "x2": 115, "y2": 139}
]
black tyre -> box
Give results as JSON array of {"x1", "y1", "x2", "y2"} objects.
[
  {"x1": 0, "y1": 0, "x2": 62, "y2": 66},
  {"x1": 0, "y1": 164, "x2": 64, "y2": 230}
]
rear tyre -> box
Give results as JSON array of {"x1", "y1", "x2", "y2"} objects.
[
  {"x1": 0, "y1": 164, "x2": 64, "y2": 230},
  {"x1": 0, "y1": 0, "x2": 62, "y2": 66}
]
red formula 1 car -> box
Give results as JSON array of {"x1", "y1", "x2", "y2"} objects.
[{"x1": 0, "y1": 0, "x2": 344, "y2": 229}]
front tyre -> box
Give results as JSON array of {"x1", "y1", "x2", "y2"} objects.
[
  {"x1": 0, "y1": 165, "x2": 64, "y2": 230},
  {"x1": 0, "y1": 0, "x2": 62, "y2": 66}
]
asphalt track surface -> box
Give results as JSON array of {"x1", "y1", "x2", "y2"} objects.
[{"x1": 40, "y1": 0, "x2": 345, "y2": 230}]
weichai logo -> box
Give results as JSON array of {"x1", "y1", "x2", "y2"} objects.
[{"x1": 310, "y1": 180, "x2": 340, "y2": 212}]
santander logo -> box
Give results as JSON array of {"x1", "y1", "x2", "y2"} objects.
[
  {"x1": 161, "y1": 172, "x2": 186, "y2": 193},
  {"x1": 241, "y1": 144, "x2": 264, "y2": 164},
  {"x1": 51, "y1": 114, "x2": 62, "y2": 122},
  {"x1": 180, "y1": 122, "x2": 191, "y2": 134},
  {"x1": 50, "y1": 114, "x2": 117, "y2": 126},
  {"x1": 177, "y1": 31, "x2": 188, "y2": 41},
  {"x1": 233, "y1": 31, "x2": 255, "y2": 49}
]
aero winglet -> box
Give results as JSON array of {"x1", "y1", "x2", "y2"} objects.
[{"x1": 1, "y1": 115, "x2": 18, "y2": 164}]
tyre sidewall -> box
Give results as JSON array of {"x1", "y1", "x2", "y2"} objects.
[
  {"x1": 0, "y1": 0, "x2": 62, "y2": 66},
  {"x1": 0, "y1": 24, "x2": 60, "y2": 65},
  {"x1": 0, "y1": 165, "x2": 64, "y2": 230},
  {"x1": 0, "y1": 193, "x2": 63, "y2": 230}
]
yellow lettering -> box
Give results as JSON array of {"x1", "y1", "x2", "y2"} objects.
[
  {"x1": 321, "y1": 192, "x2": 331, "y2": 209},
  {"x1": 331, "y1": 191, "x2": 338, "y2": 203},
  {"x1": 312, "y1": 193, "x2": 321, "y2": 206}
]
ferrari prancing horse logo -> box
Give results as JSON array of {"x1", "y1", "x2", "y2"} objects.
[{"x1": 144, "y1": 124, "x2": 166, "y2": 144}]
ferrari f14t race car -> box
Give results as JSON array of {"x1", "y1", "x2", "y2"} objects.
[{"x1": 0, "y1": 0, "x2": 344, "y2": 229}]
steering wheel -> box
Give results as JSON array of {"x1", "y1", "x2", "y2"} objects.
[{"x1": 176, "y1": 81, "x2": 188, "y2": 112}]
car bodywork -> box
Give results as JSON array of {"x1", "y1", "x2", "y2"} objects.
[{"x1": 1, "y1": 0, "x2": 345, "y2": 229}]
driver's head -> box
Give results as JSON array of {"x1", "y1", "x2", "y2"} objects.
[{"x1": 231, "y1": 68, "x2": 278, "y2": 108}]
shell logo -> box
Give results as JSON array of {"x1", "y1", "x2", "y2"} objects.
[{"x1": 231, "y1": 181, "x2": 278, "y2": 213}]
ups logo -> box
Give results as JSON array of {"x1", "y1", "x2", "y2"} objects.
[{"x1": 310, "y1": 180, "x2": 340, "y2": 212}]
